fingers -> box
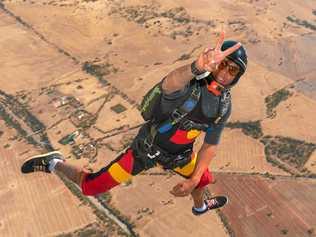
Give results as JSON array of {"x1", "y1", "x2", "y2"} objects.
[
  {"x1": 204, "y1": 47, "x2": 210, "y2": 53},
  {"x1": 170, "y1": 190, "x2": 187, "y2": 197},
  {"x1": 204, "y1": 64, "x2": 217, "y2": 72},
  {"x1": 204, "y1": 51, "x2": 219, "y2": 71},
  {"x1": 204, "y1": 47, "x2": 214, "y2": 54},
  {"x1": 215, "y1": 31, "x2": 225, "y2": 51},
  {"x1": 202, "y1": 32, "x2": 225, "y2": 71},
  {"x1": 173, "y1": 184, "x2": 184, "y2": 194},
  {"x1": 222, "y1": 42, "x2": 241, "y2": 57},
  {"x1": 170, "y1": 191, "x2": 188, "y2": 197},
  {"x1": 170, "y1": 183, "x2": 189, "y2": 197}
]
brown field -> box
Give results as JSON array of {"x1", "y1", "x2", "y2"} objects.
[
  {"x1": 261, "y1": 92, "x2": 316, "y2": 144},
  {"x1": 0, "y1": 9, "x2": 77, "y2": 94},
  {"x1": 0, "y1": 120, "x2": 95, "y2": 237},
  {"x1": 94, "y1": 95, "x2": 142, "y2": 131},
  {"x1": 212, "y1": 173, "x2": 316, "y2": 237},
  {"x1": 110, "y1": 166, "x2": 229, "y2": 237},
  {"x1": 212, "y1": 129, "x2": 288, "y2": 175},
  {"x1": 305, "y1": 150, "x2": 316, "y2": 174},
  {"x1": 230, "y1": 61, "x2": 292, "y2": 122},
  {"x1": 0, "y1": 0, "x2": 315, "y2": 236},
  {"x1": 193, "y1": 129, "x2": 288, "y2": 175}
]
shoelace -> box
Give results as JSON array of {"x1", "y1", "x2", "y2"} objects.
[
  {"x1": 207, "y1": 198, "x2": 219, "y2": 208},
  {"x1": 33, "y1": 160, "x2": 47, "y2": 172}
]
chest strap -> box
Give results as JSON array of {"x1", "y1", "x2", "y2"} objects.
[
  {"x1": 181, "y1": 119, "x2": 209, "y2": 131},
  {"x1": 157, "y1": 84, "x2": 201, "y2": 133}
]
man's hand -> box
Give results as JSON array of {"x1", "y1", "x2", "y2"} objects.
[
  {"x1": 195, "y1": 32, "x2": 241, "y2": 72},
  {"x1": 170, "y1": 179, "x2": 199, "y2": 197}
]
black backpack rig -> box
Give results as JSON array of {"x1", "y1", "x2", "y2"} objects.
[{"x1": 136, "y1": 80, "x2": 207, "y2": 169}]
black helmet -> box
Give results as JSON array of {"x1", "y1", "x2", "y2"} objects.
[{"x1": 221, "y1": 40, "x2": 247, "y2": 87}]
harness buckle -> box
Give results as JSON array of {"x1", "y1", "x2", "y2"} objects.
[
  {"x1": 214, "y1": 116, "x2": 222, "y2": 124},
  {"x1": 182, "y1": 120, "x2": 194, "y2": 130},
  {"x1": 162, "y1": 149, "x2": 192, "y2": 169},
  {"x1": 171, "y1": 109, "x2": 183, "y2": 120},
  {"x1": 191, "y1": 87, "x2": 200, "y2": 98},
  {"x1": 143, "y1": 137, "x2": 161, "y2": 160},
  {"x1": 147, "y1": 150, "x2": 161, "y2": 159}
]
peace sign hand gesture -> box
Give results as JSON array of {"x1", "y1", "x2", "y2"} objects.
[{"x1": 195, "y1": 32, "x2": 241, "y2": 73}]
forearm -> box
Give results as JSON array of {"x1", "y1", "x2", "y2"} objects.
[
  {"x1": 161, "y1": 63, "x2": 194, "y2": 94},
  {"x1": 190, "y1": 148, "x2": 215, "y2": 184}
]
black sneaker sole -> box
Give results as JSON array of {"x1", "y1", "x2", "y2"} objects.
[{"x1": 21, "y1": 151, "x2": 63, "y2": 174}]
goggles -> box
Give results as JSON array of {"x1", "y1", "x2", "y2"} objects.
[{"x1": 218, "y1": 59, "x2": 240, "y2": 77}]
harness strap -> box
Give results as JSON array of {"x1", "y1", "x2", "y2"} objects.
[
  {"x1": 133, "y1": 137, "x2": 192, "y2": 169},
  {"x1": 181, "y1": 119, "x2": 209, "y2": 131},
  {"x1": 157, "y1": 84, "x2": 201, "y2": 134}
]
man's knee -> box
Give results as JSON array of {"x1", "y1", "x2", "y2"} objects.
[
  {"x1": 81, "y1": 171, "x2": 123, "y2": 196},
  {"x1": 195, "y1": 169, "x2": 213, "y2": 189},
  {"x1": 81, "y1": 148, "x2": 136, "y2": 196}
]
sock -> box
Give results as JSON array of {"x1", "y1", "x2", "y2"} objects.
[
  {"x1": 193, "y1": 202, "x2": 207, "y2": 212},
  {"x1": 48, "y1": 159, "x2": 63, "y2": 172}
]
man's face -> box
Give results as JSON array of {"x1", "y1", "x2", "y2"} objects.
[{"x1": 212, "y1": 59, "x2": 240, "y2": 86}]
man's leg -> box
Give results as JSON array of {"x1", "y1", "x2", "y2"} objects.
[
  {"x1": 21, "y1": 148, "x2": 148, "y2": 196},
  {"x1": 54, "y1": 161, "x2": 85, "y2": 186},
  {"x1": 173, "y1": 153, "x2": 212, "y2": 205},
  {"x1": 173, "y1": 152, "x2": 227, "y2": 215},
  {"x1": 191, "y1": 186, "x2": 206, "y2": 209},
  {"x1": 80, "y1": 148, "x2": 146, "y2": 195}
]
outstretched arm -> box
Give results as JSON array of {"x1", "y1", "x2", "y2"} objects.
[
  {"x1": 161, "y1": 63, "x2": 194, "y2": 95},
  {"x1": 162, "y1": 31, "x2": 241, "y2": 94},
  {"x1": 190, "y1": 143, "x2": 217, "y2": 184}
]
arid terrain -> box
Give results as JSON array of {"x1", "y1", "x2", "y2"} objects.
[{"x1": 0, "y1": 0, "x2": 315, "y2": 236}]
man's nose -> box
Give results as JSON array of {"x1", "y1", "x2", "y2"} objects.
[{"x1": 221, "y1": 67, "x2": 230, "y2": 77}]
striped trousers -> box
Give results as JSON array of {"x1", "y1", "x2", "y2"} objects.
[{"x1": 81, "y1": 148, "x2": 212, "y2": 196}]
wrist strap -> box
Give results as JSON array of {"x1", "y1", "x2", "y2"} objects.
[
  {"x1": 191, "y1": 61, "x2": 210, "y2": 80},
  {"x1": 195, "y1": 71, "x2": 210, "y2": 80}
]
